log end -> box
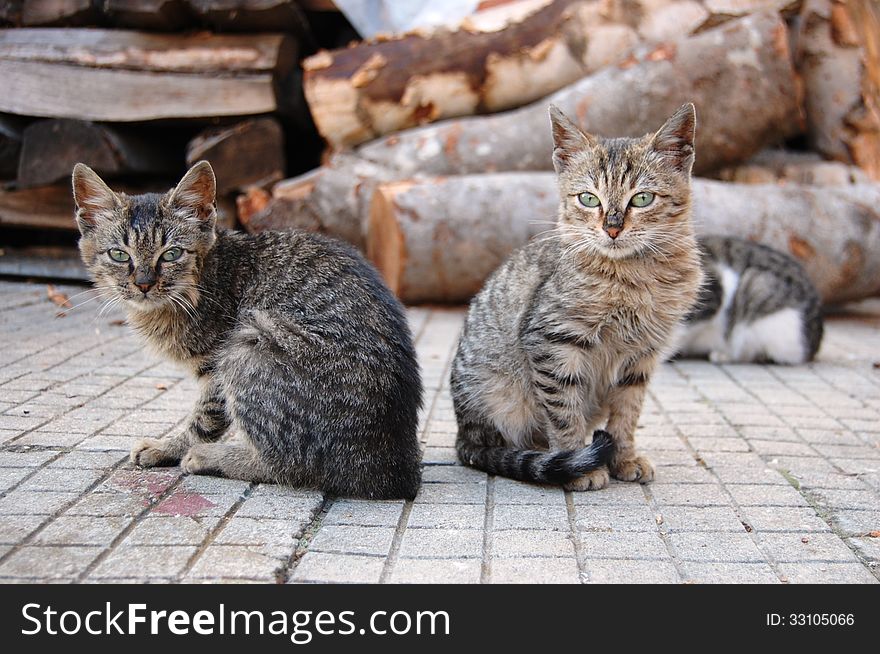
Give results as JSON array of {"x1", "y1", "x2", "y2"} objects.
[{"x1": 367, "y1": 183, "x2": 410, "y2": 299}]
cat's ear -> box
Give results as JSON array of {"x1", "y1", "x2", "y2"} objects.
[
  {"x1": 169, "y1": 160, "x2": 216, "y2": 223},
  {"x1": 549, "y1": 105, "x2": 595, "y2": 173},
  {"x1": 651, "y1": 103, "x2": 696, "y2": 174},
  {"x1": 72, "y1": 164, "x2": 121, "y2": 233}
]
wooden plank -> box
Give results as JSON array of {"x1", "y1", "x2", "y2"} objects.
[
  {"x1": 0, "y1": 60, "x2": 277, "y2": 120},
  {"x1": 0, "y1": 246, "x2": 88, "y2": 282},
  {"x1": 0, "y1": 184, "x2": 77, "y2": 231},
  {"x1": 21, "y1": 0, "x2": 97, "y2": 26}
]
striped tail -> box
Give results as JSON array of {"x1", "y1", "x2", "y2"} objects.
[{"x1": 456, "y1": 430, "x2": 614, "y2": 484}]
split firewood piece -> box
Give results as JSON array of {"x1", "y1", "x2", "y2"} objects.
[
  {"x1": 17, "y1": 119, "x2": 178, "y2": 188},
  {"x1": 795, "y1": 0, "x2": 880, "y2": 179},
  {"x1": 366, "y1": 173, "x2": 880, "y2": 305},
  {"x1": 0, "y1": 28, "x2": 295, "y2": 121},
  {"x1": 186, "y1": 118, "x2": 286, "y2": 196},
  {"x1": 714, "y1": 149, "x2": 872, "y2": 184}
]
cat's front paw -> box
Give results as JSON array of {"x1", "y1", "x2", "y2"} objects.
[
  {"x1": 564, "y1": 467, "x2": 610, "y2": 491},
  {"x1": 611, "y1": 455, "x2": 655, "y2": 483},
  {"x1": 709, "y1": 350, "x2": 732, "y2": 364},
  {"x1": 131, "y1": 438, "x2": 178, "y2": 468},
  {"x1": 180, "y1": 444, "x2": 218, "y2": 475}
]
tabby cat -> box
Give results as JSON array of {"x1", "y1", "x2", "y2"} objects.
[
  {"x1": 672, "y1": 235, "x2": 823, "y2": 364},
  {"x1": 450, "y1": 104, "x2": 703, "y2": 490},
  {"x1": 72, "y1": 161, "x2": 422, "y2": 499}
]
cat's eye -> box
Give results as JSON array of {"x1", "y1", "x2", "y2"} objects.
[
  {"x1": 108, "y1": 249, "x2": 130, "y2": 263},
  {"x1": 577, "y1": 192, "x2": 601, "y2": 208},
  {"x1": 161, "y1": 247, "x2": 184, "y2": 262},
  {"x1": 629, "y1": 192, "x2": 655, "y2": 208}
]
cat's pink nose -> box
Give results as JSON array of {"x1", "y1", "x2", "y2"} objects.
[
  {"x1": 135, "y1": 282, "x2": 154, "y2": 294},
  {"x1": 605, "y1": 226, "x2": 621, "y2": 239}
]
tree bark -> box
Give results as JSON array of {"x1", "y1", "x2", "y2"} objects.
[
  {"x1": 0, "y1": 28, "x2": 295, "y2": 121},
  {"x1": 186, "y1": 117, "x2": 285, "y2": 196},
  {"x1": 20, "y1": 0, "x2": 98, "y2": 26},
  {"x1": 303, "y1": 0, "x2": 802, "y2": 149},
  {"x1": 795, "y1": 0, "x2": 880, "y2": 179},
  {"x1": 365, "y1": 173, "x2": 880, "y2": 305},
  {"x1": 17, "y1": 118, "x2": 178, "y2": 188}
]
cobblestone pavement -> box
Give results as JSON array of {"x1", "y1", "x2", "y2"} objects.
[{"x1": 0, "y1": 280, "x2": 878, "y2": 583}]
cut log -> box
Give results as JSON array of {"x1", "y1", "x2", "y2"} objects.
[
  {"x1": 186, "y1": 117, "x2": 285, "y2": 196},
  {"x1": 365, "y1": 173, "x2": 880, "y2": 305},
  {"x1": 0, "y1": 246, "x2": 88, "y2": 282},
  {"x1": 235, "y1": 186, "x2": 271, "y2": 227},
  {"x1": 795, "y1": 0, "x2": 880, "y2": 179},
  {"x1": 303, "y1": 0, "x2": 802, "y2": 149},
  {"x1": 714, "y1": 149, "x2": 872, "y2": 184},
  {"x1": 17, "y1": 119, "x2": 178, "y2": 188},
  {"x1": 352, "y1": 11, "x2": 802, "y2": 177},
  {"x1": 102, "y1": 0, "x2": 192, "y2": 31},
  {"x1": 21, "y1": 0, "x2": 98, "y2": 26},
  {"x1": 0, "y1": 29, "x2": 295, "y2": 121},
  {"x1": 0, "y1": 115, "x2": 24, "y2": 178}
]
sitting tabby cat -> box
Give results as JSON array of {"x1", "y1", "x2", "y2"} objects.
[
  {"x1": 450, "y1": 104, "x2": 703, "y2": 490},
  {"x1": 72, "y1": 161, "x2": 422, "y2": 499},
  {"x1": 671, "y1": 235, "x2": 823, "y2": 364}
]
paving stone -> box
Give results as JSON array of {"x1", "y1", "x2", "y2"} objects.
[
  {"x1": 323, "y1": 500, "x2": 404, "y2": 527},
  {"x1": 584, "y1": 559, "x2": 679, "y2": 583},
  {"x1": 90, "y1": 545, "x2": 197, "y2": 580},
  {"x1": 291, "y1": 552, "x2": 384, "y2": 583},
  {"x1": 421, "y1": 466, "x2": 487, "y2": 483},
  {"x1": 399, "y1": 529, "x2": 483, "y2": 559},
  {"x1": 650, "y1": 483, "x2": 730, "y2": 507},
  {"x1": 679, "y1": 562, "x2": 780, "y2": 584},
  {"x1": 809, "y1": 488, "x2": 880, "y2": 511},
  {"x1": 17, "y1": 467, "x2": 104, "y2": 492},
  {"x1": 776, "y1": 562, "x2": 879, "y2": 584},
  {"x1": 668, "y1": 532, "x2": 766, "y2": 563},
  {"x1": 390, "y1": 558, "x2": 481, "y2": 584},
  {"x1": 580, "y1": 531, "x2": 669, "y2": 560},
  {"x1": 187, "y1": 545, "x2": 287, "y2": 581},
  {"x1": 414, "y1": 482, "x2": 486, "y2": 504},
  {"x1": 125, "y1": 515, "x2": 217, "y2": 546},
  {"x1": 830, "y1": 510, "x2": 880, "y2": 535},
  {"x1": 0, "y1": 545, "x2": 102, "y2": 580},
  {"x1": 575, "y1": 504, "x2": 659, "y2": 533},
  {"x1": 492, "y1": 529, "x2": 575, "y2": 558},
  {"x1": 492, "y1": 504, "x2": 568, "y2": 531},
  {"x1": 408, "y1": 503, "x2": 485, "y2": 530},
  {"x1": 0, "y1": 491, "x2": 79, "y2": 515},
  {"x1": 726, "y1": 484, "x2": 808, "y2": 507},
  {"x1": 491, "y1": 557, "x2": 580, "y2": 583},
  {"x1": 493, "y1": 479, "x2": 565, "y2": 505},
  {"x1": 35, "y1": 515, "x2": 131, "y2": 546},
  {"x1": 66, "y1": 492, "x2": 149, "y2": 517},
  {"x1": 214, "y1": 517, "x2": 305, "y2": 546},
  {"x1": 658, "y1": 506, "x2": 746, "y2": 533},
  {"x1": 0, "y1": 513, "x2": 46, "y2": 543},
  {"x1": 309, "y1": 525, "x2": 395, "y2": 556},
  {"x1": 758, "y1": 533, "x2": 862, "y2": 563},
  {"x1": 740, "y1": 507, "x2": 832, "y2": 533}
]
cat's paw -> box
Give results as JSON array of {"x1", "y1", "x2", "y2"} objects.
[
  {"x1": 131, "y1": 438, "x2": 178, "y2": 468},
  {"x1": 180, "y1": 445, "x2": 218, "y2": 475},
  {"x1": 564, "y1": 467, "x2": 610, "y2": 491},
  {"x1": 611, "y1": 455, "x2": 655, "y2": 483},
  {"x1": 708, "y1": 350, "x2": 732, "y2": 364}
]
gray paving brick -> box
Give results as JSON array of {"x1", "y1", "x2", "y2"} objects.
[
  {"x1": 90, "y1": 545, "x2": 197, "y2": 579},
  {"x1": 758, "y1": 533, "x2": 862, "y2": 563},
  {"x1": 679, "y1": 561, "x2": 780, "y2": 584},
  {"x1": 740, "y1": 507, "x2": 832, "y2": 533},
  {"x1": 323, "y1": 500, "x2": 404, "y2": 527},
  {"x1": 0, "y1": 491, "x2": 80, "y2": 515},
  {"x1": 493, "y1": 479, "x2": 565, "y2": 505},
  {"x1": 421, "y1": 466, "x2": 487, "y2": 483},
  {"x1": 309, "y1": 525, "x2": 395, "y2": 556},
  {"x1": 584, "y1": 559, "x2": 679, "y2": 583},
  {"x1": 810, "y1": 488, "x2": 880, "y2": 511},
  {"x1": 408, "y1": 503, "x2": 485, "y2": 530},
  {"x1": 651, "y1": 483, "x2": 730, "y2": 507},
  {"x1": 0, "y1": 545, "x2": 102, "y2": 580},
  {"x1": 491, "y1": 557, "x2": 580, "y2": 583},
  {"x1": 492, "y1": 504, "x2": 568, "y2": 531},
  {"x1": 125, "y1": 515, "x2": 218, "y2": 545},
  {"x1": 492, "y1": 529, "x2": 574, "y2": 558},
  {"x1": 580, "y1": 531, "x2": 669, "y2": 560},
  {"x1": 187, "y1": 545, "x2": 287, "y2": 581},
  {"x1": 291, "y1": 552, "x2": 384, "y2": 583},
  {"x1": 17, "y1": 467, "x2": 104, "y2": 492},
  {"x1": 575, "y1": 504, "x2": 659, "y2": 532},
  {"x1": 726, "y1": 484, "x2": 809, "y2": 507},
  {"x1": 777, "y1": 562, "x2": 879, "y2": 584},
  {"x1": 668, "y1": 532, "x2": 766, "y2": 563},
  {"x1": 414, "y1": 482, "x2": 486, "y2": 504},
  {"x1": 399, "y1": 529, "x2": 483, "y2": 559},
  {"x1": 35, "y1": 515, "x2": 131, "y2": 546},
  {"x1": 658, "y1": 506, "x2": 746, "y2": 533},
  {"x1": 390, "y1": 558, "x2": 481, "y2": 584}
]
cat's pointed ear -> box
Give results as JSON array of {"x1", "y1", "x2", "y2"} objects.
[
  {"x1": 169, "y1": 160, "x2": 216, "y2": 223},
  {"x1": 549, "y1": 105, "x2": 595, "y2": 173},
  {"x1": 651, "y1": 103, "x2": 696, "y2": 174},
  {"x1": 72, "y1": 163, "x2": 120, "y2": 232}
]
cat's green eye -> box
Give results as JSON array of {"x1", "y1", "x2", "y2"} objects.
[
  {"x1": 577, "y1": 192, "x2": 601, "y2": 208},
  {"x1": 629, "y1": 192, "x2": 655, "y2": 208},
  {"x1": 161, "y1": 247, "x2": 183, "y2": 262},
  {"x1": 108, "y1": 249, "x2": 130, "y2": 263}
]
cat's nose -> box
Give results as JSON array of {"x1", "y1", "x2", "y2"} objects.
[
  {"x1": 605, "y1": 226, "x2": 621, "y2": 239},
  {"x1": 135, "y1": 282, "x2": 154, "y2": 294}
]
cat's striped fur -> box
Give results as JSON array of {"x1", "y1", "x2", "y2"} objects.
[
  {"x1": 451, "y1": 105, "x2": 703, "y2": 490},
  {"x1": 72, "y1": 162, "x2": 423, "y2": 499}
]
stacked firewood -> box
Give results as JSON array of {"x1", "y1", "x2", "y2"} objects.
[{"x1": 247, "y1": 0, "x2": 880, "y2": 305}]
